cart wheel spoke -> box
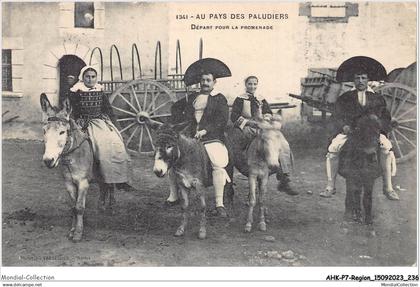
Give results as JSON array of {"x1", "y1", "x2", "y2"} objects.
[
  {"x1": 145, "y1": 125, "x2": 155, "y2": 150},
  {"x1": 111, "y1": 106, "x2": 137, "y2": 117},
  {"x1": 394, "y1": 129, "x2": 416, "y2": 148},
  {"x1": 117, "y1": 117, "x2": 136, "y2": 122},
  {"x1": 390, "y1": 88, "x2": 398, "y2": 116},
  {"x1": 390, "y1": 131, "x2": 403, "y2": 158},
  {"x1": 396, "y1": 105, "x2": 417, "y2": 121},
  {"x1": 138, "y1": 126, "x2": 144, "y2": 153},
  {"x1": 147, "y1": 90, "x2": 162, "y2": 112},
  {"x1": 150, "y1": 113, "x2": 171, "y2": 119},
  {"x1": 119, "y1": 122, "x2": 136, "y2": 134},
  {"x1": 143, "y1": 83, "x2": 148, "y2": 110},
  {"x1": 126, "y1": 126, "x2": 139, "y2": 146},
  {"x1": 398, "y1": 125, "x2": 416, "y2": 133},
  {"x1": 150, "y1": 100, "x2": 172, "y2": 115},
  {"x1": 398, "y1": 118, "x2": 416, "y2": 124},
  {"x1": 130, "y1": 86, "x2": 142, "y2": 111},
  {"x1": 117, "y1": 93, "x2": 139, "y2": 113}
]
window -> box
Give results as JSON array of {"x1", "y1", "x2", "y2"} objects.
[
  {"x1": 2, "y1": 49, "x2": 12, "y2": 91},
  {"x1": 74, "y1": 2, "x2": 94, "y2": 28}
]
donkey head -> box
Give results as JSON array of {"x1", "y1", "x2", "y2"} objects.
[
  {"x1": 40, "y1": 93, "x2": 72, "y2": 168},
  {"x1": 256, "y1": 114, "x2": 283, "y2": 168},
  {"x1": 153, "y1": 124, "x2": 180, "y2": 177},
  {"x1": 353, "y1": 114, "x2": 382, "y2": 155}
]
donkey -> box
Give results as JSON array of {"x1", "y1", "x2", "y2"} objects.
[
  {"x1": 152, "y1": 124, "x2": 234, "y2": 239},
  {"x1": 338, "y1": 114, "x2": 383, "y2": 225},
  {"x1": 40, "y1": 94, "x2": 113, "y2": 242},
  {"x1": 227, "y1": 114, "x2": 288, "y2": 232}
]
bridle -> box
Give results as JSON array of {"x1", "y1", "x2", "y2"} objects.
[{"x1": 45, "y1": 117, "x2": 88, "y2": 157}]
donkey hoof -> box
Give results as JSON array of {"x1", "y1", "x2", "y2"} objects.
[
  {"x1": 72, "y1": 232, "x2": 83, "y2": 242},
  {"x1": 67, "y1": 230, "x2": 74, "y2": 240},
  {"x1": 174, "y1": 227, "x2": 184, "y2": 237},
  {"x1": 258, "y1": 222, "x2": 267, "y2": 232},
  {"x1": 244, "y1": 223, "x2": 252, "y2": 233},
  {"x1": 198, "y1": 229, "x2": 207, "y2": 240},
  {"x1": 97, "y1": 205, "x2": 106, "y2": 213},
  {"x1": 105, "y1": 207, "x2": 114, "y2": 216}
]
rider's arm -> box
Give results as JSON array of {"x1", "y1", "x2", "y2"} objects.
[
  {"x1": 230, "y1": 97, "x2": 242, "y2": 124},
  {"x1": 261, "y1": 99, "x2": 273, "y2": 115},
  {"x1": 231, "y1": 97, "x2": 249, "y2": 129},
  {"x1": 333, "y1": 95, "x2": 351, "y2": 133}
]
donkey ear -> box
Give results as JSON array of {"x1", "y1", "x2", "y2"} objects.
[
  {"x1": 61, "y1": 96, "x2": 72, "y2": 116},
  {"x1": 40, "y1": 93, "x2": 53, "y2": 113}
]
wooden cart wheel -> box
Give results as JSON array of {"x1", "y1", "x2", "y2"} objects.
[
  {"x1": 109, "y1": 79, "x2": 177, "y2": 155},
  {"x1": 375, "y1": 83, "x2": 417, "y2": 163}
]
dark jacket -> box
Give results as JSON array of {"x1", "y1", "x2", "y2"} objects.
[
  {"x1": 230, "y1": 94, "x2": 272, "y2": 124},
  {"x1": 333, "y1": 89, "x2": 391, "y2": 135},
  {"x1": 171, "y1": 92, "x2": 229, "y2": 143}
]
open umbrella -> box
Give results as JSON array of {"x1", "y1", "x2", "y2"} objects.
[
  {"x1": 336, "y1": 56, "x2": 387, "y2": 82},
  {"x1": 183, "y1": 58, "x2": 232, "y2": 86}
]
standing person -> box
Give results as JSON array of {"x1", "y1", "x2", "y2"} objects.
[
  {"x1": 168, "y1": 58, "x2": 232, "y2": 217},
  {"x1": 230, "y1": 76, "x2": 297, "y2": 195},
  {"x1": 320, "y1": 56, "x2": 399, "y2": 200},
  {"x1": 68, "y1": 66, "x2": 135, "y2": 195}
]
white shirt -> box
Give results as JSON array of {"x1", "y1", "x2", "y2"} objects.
[{"x1": 351, "y1": 86, "x2": 374, "y2": 107}]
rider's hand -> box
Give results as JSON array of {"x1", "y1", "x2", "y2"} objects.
[
  {"x1": 194, "y1": 129, "x2": 207, "y2": 139},
  {"x1": 342, "y1": 125, "x2": 351, "y2": 135},
  {"x1": 246, "y1": 120, "x2": 258, "y2": 129}
]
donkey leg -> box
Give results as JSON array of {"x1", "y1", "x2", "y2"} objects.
[
  {"x1": 352, "y1": 188, "x2": 363, "y2": 224},
  {"x1": 73, "y1": 179, "x2": 89, "y2": 242},
  {"x1": 97, "y1": 181, "x2": 107, "y2": 213},
  {"x1": 258, "y1": 175, "x2": 269, "y2": 231},
  {"x1": 165, "y1": 169, "x2": 180, "y2": 206},
  {"x1": 363, "y1": 180, "x2": 374, "y2": 225},
  {"x1": 64, "y1": 181, "x2": 78, "y2": 239},
  {"x1": 245, "y1": 175, "x2": 257, "y2": 233},
  {"x1": 198, "y1": 188, "x2": 207, "y2": 240},
  {"x1": 344, "y1": 180, "x2": 354, "y2": 222},
  {"x1": 175, "y1": 188, "x2": 189, "y2": 237}
]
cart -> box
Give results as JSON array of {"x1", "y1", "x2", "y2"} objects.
[
  {"x1": 289, "y1": 63, "x2": 417, "y2": 163},
  {"x1": 92, "y1": 39, "x2": 295, "y2": 156}
]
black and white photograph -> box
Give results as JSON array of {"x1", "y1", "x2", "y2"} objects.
[{"x1": 1, "y1": 1, "x2": 418, "y2": 285}]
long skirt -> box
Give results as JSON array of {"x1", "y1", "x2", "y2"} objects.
[{"x1": 86, "y1": 119, "x2": 129, "y2": 183}]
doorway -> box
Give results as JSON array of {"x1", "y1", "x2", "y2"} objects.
[{"x1": 58, "y1": 55, "x2": 86, "y2": 106}]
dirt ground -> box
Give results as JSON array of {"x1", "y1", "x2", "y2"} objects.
[{"x1": 2, "y1": 139, "x2": 417, "y2": 266}]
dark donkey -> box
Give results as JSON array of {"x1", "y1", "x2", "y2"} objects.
[
  {"x1": 40, "y1": 94, "x2": 114, "y2": 242},
  {"x1": 152, "y1": 124, "x2": 234, "y2": 239},
  {"x1": 338, "y1": 114, "x2": 383, "y2": 225}
]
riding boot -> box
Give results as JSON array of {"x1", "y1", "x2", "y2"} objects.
[
  {"x1": 276, "y1": 171, "x2": 298, "y2": 195},
  {"x1": 380, "y1": 151, "x2": 399, "y2": 200},
  {"x1": 212, "y1": 169, "x2": 228, "y2": 217},
  {"x1": 320, "y1": 153, "x2": 338, "y2": 198}
]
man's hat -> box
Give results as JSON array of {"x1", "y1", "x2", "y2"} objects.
[
  {"x1": 386, "y1": 67, "x2": 404, "y2": 82},
  {"x1": 183, "y1": 58, "x2": 231, "y2": 86},
  {"x1": 336, "y1": 56, "x2": 387, "y2": 82}
]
